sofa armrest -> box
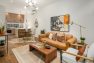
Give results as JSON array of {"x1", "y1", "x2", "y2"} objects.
[
  {"x1": 39, "y1": 34, "x2": 48, "y2": 41},
  {"x1": 67, "y1": 37, "x2": 77, "y2": 44}
]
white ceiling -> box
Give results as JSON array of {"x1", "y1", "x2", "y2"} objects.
[{"x1": 0, "y1": 0, "x2": 56, "y2": 13}]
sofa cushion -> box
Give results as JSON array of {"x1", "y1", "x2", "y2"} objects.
[{"x1": 57, "y1": 35, "x2": 65, "y2": 42}]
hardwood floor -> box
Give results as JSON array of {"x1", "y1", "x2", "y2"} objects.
[{"x1": 0, "y1": 40, "x2": 25, "y2": 63}]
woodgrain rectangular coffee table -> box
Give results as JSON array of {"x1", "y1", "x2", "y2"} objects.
[{"x1": 29, "y1": 43, "x2": 57, "y2": 63}]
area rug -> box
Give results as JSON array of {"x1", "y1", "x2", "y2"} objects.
[
  {"x1": 9, "y1": 38, "x2": 33, "y2": 44},
  {"x1": 12, "y1": 45, "x2": 60, "y2": 63}
]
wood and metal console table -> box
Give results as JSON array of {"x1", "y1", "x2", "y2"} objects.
[{"x1": 0, "y1": 34, "x2": 8, "y2": 54}]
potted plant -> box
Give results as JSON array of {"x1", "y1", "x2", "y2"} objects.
[
  {"x1": 40, "y1": 29, "x2": 45, "y2": 34},
  {"x1": 0, "y1": 25, "x2": 5, "y2": 35},
  {"x1": 0, "y1": 40, "x2": 5, "y2": 46},
  {"x1": 80, "y1": 37, "x2": 85, "y2": 45}
]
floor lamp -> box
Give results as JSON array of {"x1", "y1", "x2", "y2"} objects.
[{"x1": 71, "y1": 21, "x2": 86, "y2": 38}]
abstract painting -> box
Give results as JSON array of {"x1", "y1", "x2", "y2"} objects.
[{"x1": 51, "y1": 14, "x2": 70, "y2": 32}]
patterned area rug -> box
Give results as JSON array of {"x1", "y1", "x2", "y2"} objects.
[{"x1": 12, "y1": 45, "x2": 60, "y2": 63}]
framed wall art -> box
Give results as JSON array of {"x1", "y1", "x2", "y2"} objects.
[{"x1": 51, "y1": 14, "x2": 70, "y2": 32}]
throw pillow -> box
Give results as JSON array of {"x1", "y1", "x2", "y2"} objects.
[
  {"x1": 52, "y1": 33, "x2": 57, "y2": 41},
  {"x1": 49, "y1": 33, "x2": 53, "y2": 39}
]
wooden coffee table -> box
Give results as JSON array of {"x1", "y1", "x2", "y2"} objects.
[{"x1": 29, "y1": 43, "x2": 57, "y2": 63}]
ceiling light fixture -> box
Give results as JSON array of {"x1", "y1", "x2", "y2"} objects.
[
  {"x1": 25, "y1": 0, "x2": 31, "y2": 3},
  {"x1": 25, "y1": 0, "x2": 38, "y2": 6},
  {"x1": 25, "y1": 0, "x2": 39, "y2": 15}
]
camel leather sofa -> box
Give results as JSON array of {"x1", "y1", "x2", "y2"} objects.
[{"x1": 39, "y1": 32, "x2": 77, "y2": 50}]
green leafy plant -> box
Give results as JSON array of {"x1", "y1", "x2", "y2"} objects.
[
  {"x1": 80, "y1": 37, "x2": 85, "y2": 44},
  {"x1": 2, "y1": 26, "x2": 4, "y2": 32},
  {"x1": 80, "y1": 37, "x2": 85, "y2": 40},
  {"x1": 40, "y1": 29, "x2": 45, "y2": 34},
  {"x1": 0, "y1": 25, "x2": 5, "y2": 34}
]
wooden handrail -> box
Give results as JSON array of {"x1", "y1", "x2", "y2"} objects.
[{"x1": 62, "y1": 50, "x2": 94, "y2": 61}]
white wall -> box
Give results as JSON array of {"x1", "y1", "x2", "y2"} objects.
[
  {"x1": 0, "y1": 0, "x2": 94, "y2": 45},
  {"x1": 6, "y1": 7, "x2": 34, "y2": 29},
  {"x1": 0, "y1": 5, "x2": 5, "y2": 27},
  {"x1": 36, "y1": 0, "x2": 94, "y2": 45}
]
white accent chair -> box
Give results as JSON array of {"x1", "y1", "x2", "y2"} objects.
[{"x1": 62, "y1": 43, "x2": 94, "y2": 63}]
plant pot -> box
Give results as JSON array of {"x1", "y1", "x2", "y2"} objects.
[
  {"x1": 81, "y1": 40, "x2": 85, "y2": 45},
  {"x1": 80, "y1": 37, "x2": 85, "y2": 45},
  {"x1": 0, "y1": 32, "x2": 4, "y2": 35},
  {"x1": 0, "y1": 29, "x2": 1, "y2": 34}
]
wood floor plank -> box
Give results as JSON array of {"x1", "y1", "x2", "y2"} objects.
[{"x1": 0, "y1": 42, "x2": 25, "y2": 63}]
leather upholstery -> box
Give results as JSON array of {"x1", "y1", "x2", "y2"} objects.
[{"x1": 39, "y1": 32, "x2": 77, "y2": 50}]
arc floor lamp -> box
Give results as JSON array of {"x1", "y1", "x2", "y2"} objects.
[{"x1": 71, "y1": 21, "x2": 86, "y2": 38}]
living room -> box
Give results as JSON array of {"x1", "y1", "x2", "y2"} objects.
[{"x1": 0, "y1": 0, "x2": 94, "y2": 63}]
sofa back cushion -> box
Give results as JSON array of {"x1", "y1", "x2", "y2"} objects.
[
  {"x1": 57, "y1": 32, "x2": 66, "y2": 42},
  {"x1": 65, "y1": 34, "x2": 73, "y2": 41},
  {"x1": 57, "y1": 35, "x2": 65, "y2": 42},
  {"x1": 67, "y1": 37, "x2": 77, "y2": 44},
  {"x1": 52, "y1": 33, "x2": 57, "y2": 41}
]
